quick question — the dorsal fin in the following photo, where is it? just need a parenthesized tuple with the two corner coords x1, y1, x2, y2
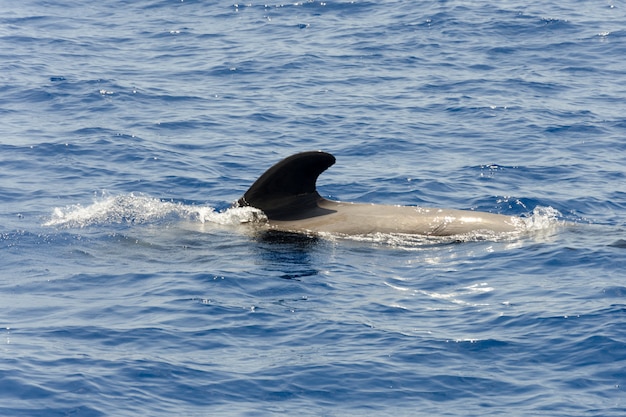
(237, 151, 336, 220)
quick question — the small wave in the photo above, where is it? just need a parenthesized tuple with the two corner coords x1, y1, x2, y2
(384, 281, 494, 308)
(43, 193, 267, 229)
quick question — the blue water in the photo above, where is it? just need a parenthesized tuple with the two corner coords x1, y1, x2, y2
(2, 1, 626, 415)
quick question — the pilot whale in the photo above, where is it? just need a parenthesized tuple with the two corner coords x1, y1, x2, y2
(236, 151, 522, 236)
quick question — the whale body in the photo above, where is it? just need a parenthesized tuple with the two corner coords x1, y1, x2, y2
(236, 151, 521, 236)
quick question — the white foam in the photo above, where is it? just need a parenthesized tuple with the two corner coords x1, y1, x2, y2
(199, 205, 268, 226)
(520, 205, 562, 231)
(43, 193, 267, 229)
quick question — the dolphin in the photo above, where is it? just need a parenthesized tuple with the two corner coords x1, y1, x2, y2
(236, 151, 522, 236)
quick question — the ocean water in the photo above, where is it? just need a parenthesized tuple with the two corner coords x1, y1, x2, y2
(1, 0, 626, 415)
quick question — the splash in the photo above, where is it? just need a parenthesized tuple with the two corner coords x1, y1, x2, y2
(43, 193, 267, 229)
(520, 206, 562, 231)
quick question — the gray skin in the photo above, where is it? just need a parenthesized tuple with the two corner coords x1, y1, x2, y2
(266, 199, 520, 236)
(237, 151, 521, 236)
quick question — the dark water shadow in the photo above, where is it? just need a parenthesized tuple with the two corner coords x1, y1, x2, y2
(251, 230, 323, 280)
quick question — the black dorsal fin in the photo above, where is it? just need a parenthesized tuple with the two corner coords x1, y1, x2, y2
(237, 151, 336, 220)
